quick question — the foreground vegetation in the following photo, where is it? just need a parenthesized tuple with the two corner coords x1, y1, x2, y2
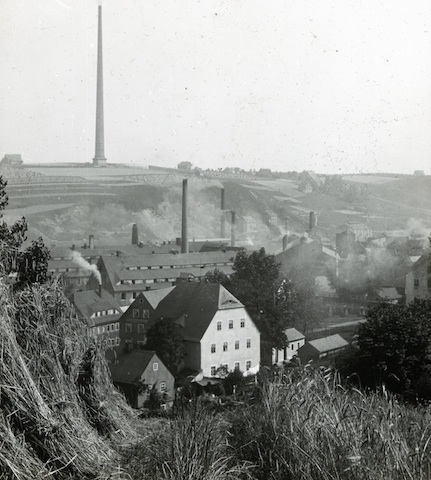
(121, 368, 431, 480)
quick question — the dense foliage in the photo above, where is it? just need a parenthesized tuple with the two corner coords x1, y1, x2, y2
(146, 317, 185, 372)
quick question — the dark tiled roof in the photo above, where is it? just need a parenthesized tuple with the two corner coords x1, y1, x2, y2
(73, 289, 122, 318)
(109, 350, 159, 384)
(155, 283, 244, 341)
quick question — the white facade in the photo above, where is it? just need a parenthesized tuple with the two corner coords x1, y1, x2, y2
(200, 307, 260, 377)
(272, 328, 306, 364)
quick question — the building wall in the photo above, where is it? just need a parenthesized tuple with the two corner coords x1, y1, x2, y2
(406, 258, 431, 304)
(183, 340, 201, 372)
(200, 308, 260, 376)
(137, 358, 175, 408)
(118, 296, 155, 347)
(273, 337, 306, 364)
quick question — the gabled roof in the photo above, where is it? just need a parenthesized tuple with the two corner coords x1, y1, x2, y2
(285, 328, 305, 342)
(109, 350, 162, 384)
(307, 334, 349, 353)
(143, 287, 175, 309)
(73, 289, 122, 318)
(155, 283, 245, 341)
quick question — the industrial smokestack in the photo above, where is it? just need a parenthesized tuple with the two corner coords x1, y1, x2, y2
(88, 234, 94, 249)
(220, 188, 226, 238)
(132, 223, 139, 245)
(230, 211, 236, 247)
(308, 211, 317, 235)
(92, 5, 107, 167)
(181, 179, 189, 253)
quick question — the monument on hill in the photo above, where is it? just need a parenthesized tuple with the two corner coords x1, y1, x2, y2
(93, 5, 107, 167)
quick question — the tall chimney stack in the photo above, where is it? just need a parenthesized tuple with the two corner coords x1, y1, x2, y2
(282, 234, 288, 251)
(92, 5, 107, 167)
(220, 188, 226, 238)
(181, 179, 189, 253)
(230, 211, 236, 247)
(132, 223, 139, 245)
(308, 211, 317, 236)
(88, 234, 94, 249)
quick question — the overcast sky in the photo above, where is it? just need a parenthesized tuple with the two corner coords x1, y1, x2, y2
(1, 0, 431, 174)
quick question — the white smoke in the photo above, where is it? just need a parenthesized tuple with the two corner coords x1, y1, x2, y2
(70, 251, 102, 285)
(406, 218, 431, 248)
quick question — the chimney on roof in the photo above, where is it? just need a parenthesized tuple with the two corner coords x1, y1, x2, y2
(89, 234, 94, 249)
(220, 188, 226, 238)
(230, 211, 236, 247)
(132, 223, 139, 245)
(181, 178, 189, 254)
(282, 234, 288, 251)
(98, 283, 102, 297)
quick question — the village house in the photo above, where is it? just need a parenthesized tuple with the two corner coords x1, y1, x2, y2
(335, 222, 373, 257)
(118, 288, 174, 349)
(405, 253, 431, 303)
(272, 327, 305, 364)
(153, 282, 261, 377)
(109, 350, 175, 409)
(72, 287, 123, 348)
(297, 334, 349, 364)
(86, 251, 236, 307)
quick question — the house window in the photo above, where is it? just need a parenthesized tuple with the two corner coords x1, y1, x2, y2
(217, 321, 222, 331)
(234, 362, 240, 370)
(414, 278, 419, 288)
(160, 382, 167, 392)
(115, 337, 120, 346)
(235, 340, 239, 350)
(291, 344, 294, 351)
(132, 292, 137, 299)
(229, 320, 233, 329)
(133, 309, 140, 318)
(223, 342, 228, 352)
(125, 323, 132, 333)
(297, 342, 300, 349)
(211, 344, 216, 353)
(115, 323, 119, 331)
(153, 362, 158, 371)
(246, 338, 251, 348)
(246, 361, 251, 371)
(210, 365, 217, 376)
(240, 319, 245, 328)
(106, 324, 110, 332)
(143, 309, 150, 319)
(121, 293, 126, 300)
(138, 324, 145, 334)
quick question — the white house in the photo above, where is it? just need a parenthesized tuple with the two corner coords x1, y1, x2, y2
(154, 282, 261, 377)
(272, 327, 305, 364)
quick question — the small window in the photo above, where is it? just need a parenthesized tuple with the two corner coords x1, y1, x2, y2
(125, 323, 132, 333)
(210, 365, 216, 376)
(153, 362, 158, 371)
(211, 344, 216, 353)
(121, 293, 126, 300)
(235, 340, 239, 350)
(133, 309, 140, 318)
(246, 360, 251, 371)
(240, 319, 245, 328)
(246, 338, 251, 348)
(132, 292, 137, 299)
(115, 337, 120, 346)
(291, 344, 294, 350)
(217, 321, 222, 331)
(414, 278, 419, 288)
(297, 342, 300, 349)
(234, 362, 240, 370)
(143, 309, 150, 319)
(160, 382, 167, 392)
(138, 324, 145, 334)
(223, 342, 228, 352)
(115, 323, 119, 331)
(229, 320, 233, 329)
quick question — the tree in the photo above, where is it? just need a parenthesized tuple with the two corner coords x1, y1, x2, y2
(145, 317, 184, 372)
(228, 248, 288, 350)
(0, 175, 50, 288)
(203, 268, 230, 286)
(351, 299, 431, 398)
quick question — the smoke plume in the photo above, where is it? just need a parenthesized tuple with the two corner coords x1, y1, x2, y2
(70, 251, 102, 285)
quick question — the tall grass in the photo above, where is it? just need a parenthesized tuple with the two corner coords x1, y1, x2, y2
(121, 400, 251, 480)
(228, 367, 431, 480)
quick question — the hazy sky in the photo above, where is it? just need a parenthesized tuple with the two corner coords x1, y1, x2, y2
(1, 0, 431, 174)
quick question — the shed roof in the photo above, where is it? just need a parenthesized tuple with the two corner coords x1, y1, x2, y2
(285, 328, 305, 342)
(307, 334, 349, 353)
